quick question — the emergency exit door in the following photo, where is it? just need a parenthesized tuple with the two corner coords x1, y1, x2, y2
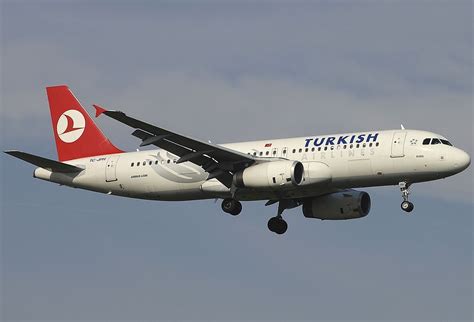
(391, 132, 407, 158)
(105, 155, 120, 182)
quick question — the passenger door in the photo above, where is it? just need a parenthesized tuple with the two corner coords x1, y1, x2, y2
(391, 131, 407, 158)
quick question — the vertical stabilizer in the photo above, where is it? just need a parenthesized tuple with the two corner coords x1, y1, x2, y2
(46, 85, 123, 161)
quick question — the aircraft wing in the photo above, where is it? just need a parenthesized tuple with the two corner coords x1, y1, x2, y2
(94, 105, 256, 187)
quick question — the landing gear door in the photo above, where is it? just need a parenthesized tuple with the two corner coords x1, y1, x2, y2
(105, 155, 120, 182)
(391, 131, 407, 158)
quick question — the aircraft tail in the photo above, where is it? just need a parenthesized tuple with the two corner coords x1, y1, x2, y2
(46, 85, 123, 161)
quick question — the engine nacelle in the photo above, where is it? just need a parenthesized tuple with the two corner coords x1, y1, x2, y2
(300, 161, 332, 186)
(234, 160, 304, 190)
(303, 190, 371, 220)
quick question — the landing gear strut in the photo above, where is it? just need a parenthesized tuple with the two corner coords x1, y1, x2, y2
(221, 198, 242, 216)
(399, 182, 414, 213)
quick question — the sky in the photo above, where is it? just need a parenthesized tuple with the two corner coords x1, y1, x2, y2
(1, 1, 473, 321)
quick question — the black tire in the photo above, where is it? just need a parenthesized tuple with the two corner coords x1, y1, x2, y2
(230, 202, 242, 216)
(267, 217, 288, 234)
(221, 199, 242, 215)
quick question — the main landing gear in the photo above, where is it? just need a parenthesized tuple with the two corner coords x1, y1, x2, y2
(399, 181, 414, 213)
(221, 198, 242, 216)
(266, 199, 300, 235)
(221, 198, 292, 234)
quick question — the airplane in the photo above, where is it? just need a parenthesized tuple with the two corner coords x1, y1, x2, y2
(5, 85, 471, 234)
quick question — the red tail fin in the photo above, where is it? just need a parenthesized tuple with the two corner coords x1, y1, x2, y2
(46, 85, 123, 161)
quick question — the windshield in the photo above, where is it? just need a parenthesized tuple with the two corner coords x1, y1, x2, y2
(422, 137, 453, 146)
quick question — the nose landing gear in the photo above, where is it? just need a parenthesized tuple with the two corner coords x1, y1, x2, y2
(399, 182, 414, 213)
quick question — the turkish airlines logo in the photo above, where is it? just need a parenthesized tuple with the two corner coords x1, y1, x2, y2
(56, 110, 86, 143)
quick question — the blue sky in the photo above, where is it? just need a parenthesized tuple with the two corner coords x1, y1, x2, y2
(1, 1, 472, 321)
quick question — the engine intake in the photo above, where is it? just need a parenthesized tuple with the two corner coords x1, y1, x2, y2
(234, 160, 304, 190)
(303, 190, 371, 220)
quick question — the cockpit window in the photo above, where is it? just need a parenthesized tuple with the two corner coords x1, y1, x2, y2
(422, 138, 431, 145)
(440, 139, 453, 146)
(431, 138, 441, 145)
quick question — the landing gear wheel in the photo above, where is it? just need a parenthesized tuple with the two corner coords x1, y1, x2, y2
(267, 216, 288, 235)
(401, 201, 414, 213)
(221, 199, 242, 216)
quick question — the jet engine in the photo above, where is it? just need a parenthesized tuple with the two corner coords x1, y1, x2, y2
(234, 160, 304, 190)
(303, 190, 371, 220)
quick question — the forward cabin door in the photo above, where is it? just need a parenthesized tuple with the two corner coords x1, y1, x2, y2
(391, 131, 407, 158)
(105, 155, 120, 182)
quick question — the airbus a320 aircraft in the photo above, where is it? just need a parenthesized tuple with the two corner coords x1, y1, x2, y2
(5, 86, 471, 234)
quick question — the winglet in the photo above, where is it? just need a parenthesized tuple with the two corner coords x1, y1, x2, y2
(400, 124, 405, 130)
(93, 104, 107, 117)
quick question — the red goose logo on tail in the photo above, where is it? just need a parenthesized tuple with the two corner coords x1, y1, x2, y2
(56, 109, 85, 143)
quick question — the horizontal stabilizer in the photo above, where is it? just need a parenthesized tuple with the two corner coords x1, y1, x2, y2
(4, 150, 84, 173)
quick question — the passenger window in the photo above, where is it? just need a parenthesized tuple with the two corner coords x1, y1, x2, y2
(131, 162, 134, 167)
(155, 161, 158, 165)
(259, 152, 263, 156)
(369, 143, 372, 147)
(136, 162, 140, 167)
(273, 150, 277, 155)
(324, 147, 328, 151)
(318, 147, 321, 152)
(422, 138, 431, 145)
(142, 161, 146, 166)
(292, 149, 296, 153)
(282, 149, 287, 154)
(376, 142, 379, 147)
(356, 144, 360, 148)
(311, 147, 315, 152)
(167, 160, 170, 163)
(298, 148, 302, 153)
(362, 143, 366, 148)
(330, 146, 334, 150)
(149, 161, 152, 165)
(305, 148, 308, 152)
(253, 152, 257, 156)
(431, 138, 441, 145)
(266, 151, 269, 156)
(343, 145, 347, 149)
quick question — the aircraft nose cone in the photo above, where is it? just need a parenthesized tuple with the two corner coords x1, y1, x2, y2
(454, 149, 470, 172)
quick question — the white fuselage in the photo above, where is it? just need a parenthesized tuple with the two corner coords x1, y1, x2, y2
(33, 129, 470, 201)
